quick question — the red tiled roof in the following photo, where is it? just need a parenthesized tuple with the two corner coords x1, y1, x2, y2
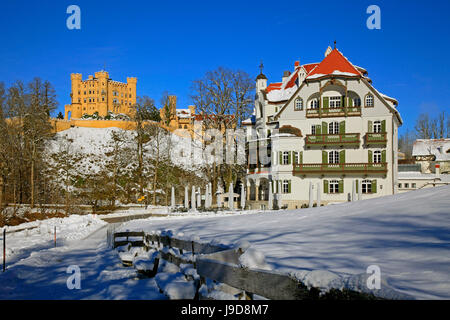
(307, 49, 361, 79)
(266, 82, 282, 93)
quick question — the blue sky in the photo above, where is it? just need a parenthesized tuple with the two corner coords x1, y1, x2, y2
(0, 0, 448, 134)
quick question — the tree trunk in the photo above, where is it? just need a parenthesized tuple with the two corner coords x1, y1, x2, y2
(31, 158, 35, 208)
(0, 175, 4, 210)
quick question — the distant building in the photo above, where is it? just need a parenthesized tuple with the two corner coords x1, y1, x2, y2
(65, 71, 137, 120)
(397, 139, 450, 192)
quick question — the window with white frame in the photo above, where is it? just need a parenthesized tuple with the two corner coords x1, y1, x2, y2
(328, 122, 339, 134)
(282, 151, 289, 165)
(329, 180, 339, 193)
(365, 94, 374, 107)
(282, 180, 289, 193)
(362, 179, 372, 194)
(309, 99, 318, 109)
(311, 125, 316, 135)
(329, 150, 339, 164)
(373, 120, 382, 133)
(295, 98, 303, 110)
(329, 96, 341, 108)
(373, 150, 382, 163)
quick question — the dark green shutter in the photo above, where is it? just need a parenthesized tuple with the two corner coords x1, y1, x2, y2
(288, 180, 291, 193)
(338, 180, 344, 193)
(368, 150, 373, 163)
(322, 121, 327, 134)
(381, 120, 386, 133)
(271, 181, 274, 193)
(316, 124, 322, 134)
(300, 151, 303, 164)
(356, 179, 359, 193)
(288, 151, 292, 165)
(322, 151, 328, 164)
(339, 150, 346, 164)
(323, 97, 329, 108)
(347, 97, 353, 107)
(372, 180, 377, 193)
(324, 180, 329, 194)
(381, 150, 386, 163)
(368, 121, 373, 133)
(339, 121, 345, 134)
(279, 152, 282, 165)
(276, 181, 279, 193)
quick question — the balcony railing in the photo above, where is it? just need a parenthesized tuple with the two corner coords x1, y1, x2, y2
(293, 162, 387, 174)
(306, 106, 361, 118)
(365, 132, 387, 146)
(305, 133, 360, 147)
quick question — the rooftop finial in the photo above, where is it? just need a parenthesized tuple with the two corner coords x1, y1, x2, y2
(259, 61, 264, 74)
(334, 40, 336, 49)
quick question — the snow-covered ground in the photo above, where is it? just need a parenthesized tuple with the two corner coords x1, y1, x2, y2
(119, 186, 450, 299)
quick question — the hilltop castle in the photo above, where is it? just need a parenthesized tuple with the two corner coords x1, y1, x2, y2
(64, 71, 137, 120)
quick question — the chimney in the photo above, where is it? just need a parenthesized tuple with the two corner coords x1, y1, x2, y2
(294, 60, 300, 69)
(435, 164, 441, 180)
(282, 70, 291, 83)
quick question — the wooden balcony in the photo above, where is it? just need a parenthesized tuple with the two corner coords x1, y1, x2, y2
(306, 106, 361, 118)
(365, 132, 387, 146)
(293, 162, 387, 175)
(305, 133, 360, 147)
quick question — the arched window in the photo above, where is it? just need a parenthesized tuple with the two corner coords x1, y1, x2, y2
(328, 150, 339, 164)
(309, 99, 318, 109)
(373, 120, 382, 133)
(295, 98, 303, 110)
(328, 121, 339, 134)
(365, 94, 374, 107)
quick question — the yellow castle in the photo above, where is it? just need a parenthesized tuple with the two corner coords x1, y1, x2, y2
(64, 71, 137, 119)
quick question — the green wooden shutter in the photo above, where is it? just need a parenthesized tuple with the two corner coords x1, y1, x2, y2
(347, 97, 353, 107)
(355, 179, 359, 193)
(288, 180, 291, 193)
(339, 121, 345, 134)
(324, 180, 329, 194)
(279, 152, 282, 165)
(381, 120, 386, 133)
(372, 180, 377, 193)
(322, 122, 327, 134)
(339, 150, 346, 164)
(299, 151, 303, 164)
(368, 150, 373, 163)
(368, 120, 373, 133)
(338, 180, 344, 193)
(271, 181, 274, 193)
(276, 180, 279, 193)
(316, 124, 322, 134)
(381, 150, 386, 163)
(322, 150, 328, 164)
(288, 151, 292, 164)
(323, 97, 329, 108)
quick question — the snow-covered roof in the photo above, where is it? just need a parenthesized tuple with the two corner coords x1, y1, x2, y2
(412, 139, 450, 161)
(176, 109, 192, 118)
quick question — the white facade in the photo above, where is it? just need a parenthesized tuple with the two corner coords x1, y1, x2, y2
(245, 48, 402, 209)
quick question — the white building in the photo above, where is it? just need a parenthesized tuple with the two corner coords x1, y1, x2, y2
(244, 46, 402, 209)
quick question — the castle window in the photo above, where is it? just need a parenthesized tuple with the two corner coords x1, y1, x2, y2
(329, 180, 339, 194)
(329, 96, 341, 108)
(282, 151, 289, 165)
(373, 120, 382, 133)
(362, 180, 372, 194)
(294, 98, 303, 110)
(309, 99, 318, 109)
(282, 180, 289, 194)
(328, 122, 339, 134)
(373, 150, 382, 163)
(328, 150, 339, 164)
(365, 94, 374, 107)
(353, 97, 361, 107)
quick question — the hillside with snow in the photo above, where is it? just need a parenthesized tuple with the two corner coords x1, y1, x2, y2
(120, 185, 450, 299)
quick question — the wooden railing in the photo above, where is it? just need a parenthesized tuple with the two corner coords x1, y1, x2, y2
(365, 132, 387, 146)
(305, 133, 360, 147)
(293, 162, 388, 174)
(306, 106, 361, 118)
